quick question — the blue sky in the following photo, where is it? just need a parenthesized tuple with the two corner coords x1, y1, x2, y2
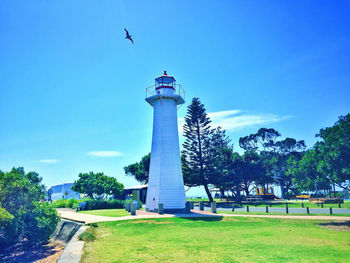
(1, 1, 350, 197)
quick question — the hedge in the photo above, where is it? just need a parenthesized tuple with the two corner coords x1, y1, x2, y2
(84, 199, 125, 210)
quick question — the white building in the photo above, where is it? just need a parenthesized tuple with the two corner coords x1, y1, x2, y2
(145, 71, 186, 212)
(47, 183, 80, 201)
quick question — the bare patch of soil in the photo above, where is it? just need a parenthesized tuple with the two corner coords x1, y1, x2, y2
(319, 221, 350, 232)
(0, 241, 64, 263)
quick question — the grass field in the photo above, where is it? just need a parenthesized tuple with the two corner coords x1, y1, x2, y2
(218, 210, 350, 217)
(81, 217, 350, 263)
(187, 199, 350, 209)
(78, 209, 129, 217)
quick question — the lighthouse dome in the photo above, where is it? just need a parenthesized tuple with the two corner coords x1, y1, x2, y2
(155, 71, 176, 95)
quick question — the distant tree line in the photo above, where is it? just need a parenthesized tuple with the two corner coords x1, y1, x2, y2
(124, 97, 350, 201)
(72, 172, 124, 199)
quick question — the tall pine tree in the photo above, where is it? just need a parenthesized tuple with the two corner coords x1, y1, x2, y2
(181, 97, 215, 202)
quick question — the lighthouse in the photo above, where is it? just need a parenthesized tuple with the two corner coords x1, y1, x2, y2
(145, 71, 186, 212)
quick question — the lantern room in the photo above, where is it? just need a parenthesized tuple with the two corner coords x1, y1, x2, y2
(155, 71, 175, 95)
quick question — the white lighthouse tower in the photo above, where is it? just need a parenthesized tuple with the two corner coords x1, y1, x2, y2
(145, 71, 186, 212)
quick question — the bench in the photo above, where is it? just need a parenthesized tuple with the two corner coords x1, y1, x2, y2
(75, 202, 87, 211)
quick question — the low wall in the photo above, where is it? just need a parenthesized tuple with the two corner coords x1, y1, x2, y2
(52, 219, 83, 244)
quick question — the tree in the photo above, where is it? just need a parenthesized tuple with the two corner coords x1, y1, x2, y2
(0, 168, 59, 248)
(239, 128, 280, 194)
(72, 172, 124, 199)
(124, 153, 150, 184)
(240, 128, 306, 198)
(181, 97, 215, 202)
(291, 148, 330, 194)
(214, 148, 242, 202)
(273, 138, 306, 197)
(290, 114, 350, 196)
(316, 114, 350, 190)
(208, 127, 233, 196)
(239, 128, 281, 153)
(240, 150, 266, 197)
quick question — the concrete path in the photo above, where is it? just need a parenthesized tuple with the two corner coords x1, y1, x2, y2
(57, 208, 350, 224)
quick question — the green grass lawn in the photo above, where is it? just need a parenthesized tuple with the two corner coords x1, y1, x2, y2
(81, 217, 350, 263)
(78, 209, 129, 217)
(218, 210, 350, 217)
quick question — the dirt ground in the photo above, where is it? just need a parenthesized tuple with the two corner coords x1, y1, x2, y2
(0, 241, 64, 263)
(319, 221, 350, 232)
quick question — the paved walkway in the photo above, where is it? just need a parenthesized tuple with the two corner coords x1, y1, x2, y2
(57, 208, 350, 224)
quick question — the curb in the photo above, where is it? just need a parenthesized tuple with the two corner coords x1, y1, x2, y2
(59, 216, 86, 224)
(57, 225, 88, 263)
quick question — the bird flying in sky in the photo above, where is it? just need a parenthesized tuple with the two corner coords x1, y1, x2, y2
(124, 28, 134, 44)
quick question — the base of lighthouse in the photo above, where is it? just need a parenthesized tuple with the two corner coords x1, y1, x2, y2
(145, 93, 186, 213)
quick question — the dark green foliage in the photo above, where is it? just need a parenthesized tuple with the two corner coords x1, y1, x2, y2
(181, 97, 216, 202)
(51, 198, 81, 208)
(239, 128, 281, 152)
(79, 231, 96, 242)
(72, 172, 124, 199)
(240, 151, 266, 196)
(84, 199, 125, 210)
(290, 114, 350, 195)
(0, 168, 59, 248)
(239, 128, 306, 198)
(213, 149, 266, 201)
(124, 153, 150, 184)
(316, 114, 350, 187)
(0, 204, 14, 246)
(213, 147, 240, 201)
(23, 202, 60, 243)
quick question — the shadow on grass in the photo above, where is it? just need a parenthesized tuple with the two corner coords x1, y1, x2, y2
(181, 216, 224, 222)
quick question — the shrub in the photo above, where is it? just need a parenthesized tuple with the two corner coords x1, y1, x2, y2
(24, 202, 60, 243)
(79, 231, 96, 242)
(0, 168, 60, 249)
(51, 198, 79, 208)
(0, 205, 14, 227)
(87, 223, 98, 228)
(51, 199, 68, 208)
(85, 199, 125, 210)
(67, 198, 79, 208)
(0, 205, 15, 246)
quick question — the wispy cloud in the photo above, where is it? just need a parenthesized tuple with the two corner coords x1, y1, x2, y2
(87, 151, 123, 157)
(179, 109, 291, 133)
(39, 159, 59, 164)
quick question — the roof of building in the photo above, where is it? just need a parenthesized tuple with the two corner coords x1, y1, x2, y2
(124, 185, 148, 190)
